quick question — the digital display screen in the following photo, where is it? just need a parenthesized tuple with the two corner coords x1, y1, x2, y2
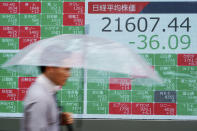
(0, 0, 197, 120)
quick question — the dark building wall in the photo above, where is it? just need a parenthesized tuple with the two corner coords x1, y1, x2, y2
(0, 118, 197, 131)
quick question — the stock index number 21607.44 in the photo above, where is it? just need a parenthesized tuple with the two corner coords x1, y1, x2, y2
(101, 17, 191, 32)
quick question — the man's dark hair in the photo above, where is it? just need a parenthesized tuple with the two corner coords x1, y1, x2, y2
(39, 66, 46, 73)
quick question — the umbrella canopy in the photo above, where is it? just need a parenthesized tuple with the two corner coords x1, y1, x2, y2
(2, 34, 161, 82)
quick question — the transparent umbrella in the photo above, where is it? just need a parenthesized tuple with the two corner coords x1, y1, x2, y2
(2, 34, 162, 131)
(2, 34, 161, 82)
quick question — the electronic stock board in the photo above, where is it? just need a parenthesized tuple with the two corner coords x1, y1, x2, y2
(0, 0, 197, 120)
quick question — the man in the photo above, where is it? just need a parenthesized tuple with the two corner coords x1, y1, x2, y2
(23, 66, 73, 131)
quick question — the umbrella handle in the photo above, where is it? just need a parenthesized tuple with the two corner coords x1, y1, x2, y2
(66, 124, 74, 131)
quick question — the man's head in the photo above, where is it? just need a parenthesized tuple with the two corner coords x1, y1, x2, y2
(38, 43, 73, 86)
(40, 66, 71, 86)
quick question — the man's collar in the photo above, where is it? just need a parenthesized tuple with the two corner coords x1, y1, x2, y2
(37, 74, 61, 95)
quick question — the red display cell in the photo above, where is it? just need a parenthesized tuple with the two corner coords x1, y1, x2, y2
(63, 2, 85, 14)
(19, 26, 41, 38)
(0, 26, 19, 38)
(19, 38, 40, 49)
(154, 103, 176, 115)
(18, 77, 36, 89)
(132, 103, 153, 115)
(109, 102, 131, 114)
(20, 2, 41, 14)
(63, 14, 84, 26)
(109, 78, 131, 90)
(177, 54, 197, 66)
(0, 2, 19, 14)
(18, 89, 28, 101)
(88, 2, 149, 14)
(0, 89, 18, 101)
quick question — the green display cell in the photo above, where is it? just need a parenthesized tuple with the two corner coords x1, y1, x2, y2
(0, 77, 18, 89)
(87, 90, 108, 102)
(155, 66, 177, 79)
(140, 54, 155, 65)
(63, 26, 85, 34)
(0, 68, 18, 77)
(109, 90, 131, 102)
(70, 68, 83, 77)
(177, 79, 197, 91)
(62, 89, 83, 101)
(42, 2, 63, 14)
(0, 101, 17, 113)
(20, 14, 40, 26)
(87, 70, 128, 79)
(132, 78, 154, 91)
(18, 73, 39, 77)
(41, 14, 62, 26)
(18, 72, 39, 77)
(109, 72, 130, 78)
(17, 101, 24, 113)
(62, 77, 83, 90)
(177, 66, 197, 78)
(0, 38, 19, 50)
(0, 0, 18, 2)
(87, 69, 110, 78)
(154, 78, 176, 91)
(132, 91, 154, 102)
(87, 78, 108, 90)
(177, 91, 197, 103)
(0, 53, 16, 65)
(177, 103, 197, 115)
(41, 26, 62, 38)
(18, 66, 40, 77)
(155, 54, 177, 66)
(87, 102, 108, 114)
(61, 102, 83, 114)
(0, 14, 19, 26)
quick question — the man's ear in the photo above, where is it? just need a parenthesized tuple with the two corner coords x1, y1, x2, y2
(45, 66, 54, 74)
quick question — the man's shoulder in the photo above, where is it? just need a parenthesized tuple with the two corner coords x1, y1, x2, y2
(24, 82, 49, 104)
